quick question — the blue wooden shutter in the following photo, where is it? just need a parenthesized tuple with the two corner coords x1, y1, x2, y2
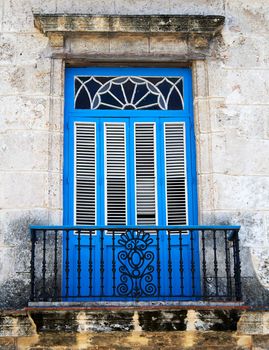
(105, 123, 127, 225)
(135, 123, 157, 225)
(75, 122, 96, 225)
(164, 122, 188, 225)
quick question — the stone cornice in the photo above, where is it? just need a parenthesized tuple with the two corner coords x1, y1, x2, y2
(33, 14, 225, 56)
(34, 14, 224, 35)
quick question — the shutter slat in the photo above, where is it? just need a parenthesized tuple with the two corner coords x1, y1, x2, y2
(165, 123, 188, 227)
(75, 123, 96, 225)
(105, 123, 127, 225)
(135, 123, 157, 225)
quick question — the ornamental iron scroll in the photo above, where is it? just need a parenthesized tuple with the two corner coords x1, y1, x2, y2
(75, 76, 184, 110)
(117, 230, 157, 298)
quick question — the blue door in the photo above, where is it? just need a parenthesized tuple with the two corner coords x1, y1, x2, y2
(64, 68, 198, 300)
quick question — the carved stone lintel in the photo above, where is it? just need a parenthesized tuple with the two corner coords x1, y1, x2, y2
(48, 33, 64, 48)
(34, 14, 225, 53)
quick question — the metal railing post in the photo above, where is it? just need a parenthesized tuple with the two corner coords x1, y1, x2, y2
(30, 229, 37, 301)
(233, 229, 242, 301)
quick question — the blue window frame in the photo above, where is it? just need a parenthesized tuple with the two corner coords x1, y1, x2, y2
(63, 67, 198, 300)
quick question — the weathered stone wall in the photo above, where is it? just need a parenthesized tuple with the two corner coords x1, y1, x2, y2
(0, 0, 268, 307)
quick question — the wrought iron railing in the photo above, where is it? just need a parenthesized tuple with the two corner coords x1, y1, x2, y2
(29, 225, 241, 302)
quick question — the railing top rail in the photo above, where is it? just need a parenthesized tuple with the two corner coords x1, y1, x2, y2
(29, 224, 240, 231)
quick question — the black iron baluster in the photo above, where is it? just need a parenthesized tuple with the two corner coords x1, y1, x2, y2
(100, 229, 105, 297)
(65, 230, 70, 298)
(41, 230, 47, 300)
(53, 229, 58, 301)
(179, 230, 184, 296)
(201, 230, 208, 299)
(30, 229, 37, 301)
(156, 229, 161, 297)
(167, 230, 173, 296)
(213, 229, 219, 296)
(134, 230, 139, 299)
(112, 229, 116, 296)
(77, 229, 81, 297)
(190, 230, 196, 296)
(88, 230, 93, 296)
(224, 230, 232, 299)
(232, 230, 242, 301)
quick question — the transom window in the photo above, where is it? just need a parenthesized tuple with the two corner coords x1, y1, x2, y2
(74, 76, 184, 110)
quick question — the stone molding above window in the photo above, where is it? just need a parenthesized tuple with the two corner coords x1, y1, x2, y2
(34, 14, 225, 60)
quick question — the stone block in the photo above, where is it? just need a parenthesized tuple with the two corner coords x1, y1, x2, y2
(197, 174, 214, 214)
(226, 0, 269, 34)
(149, 35, 188, 55)
(0, 172, 48, 209)
(47, 97, 64, 132)
(0, 313, 35, 337)
(68, 34, 110, 55)
(47, 173, 63, 210)
(252, 335, 269, 350)
(110, 34, 149, 55)
(212, 211, 268, 248)
(265, 115, 269, 140)
(0, 247, 15, 283)
(56, 0, 115, 14)
(47, 209, 63, 225)
(51, 59, 64, 98)
(220, 32, 269, 69)
(114, 0, 169, 15)
(211, 103, 269, 140)
(237, 312, 264, 334)
(213, 174, 269, 211)
(0, 96, 50, 132)
(169, 0, 225, 15)
(251, 248, 269, 290)
(138, 310, 187, 331)
(0, 61, 51, 96)
(3, 0, 56, 33)
(195, 310, 241, 331)
(210, 99, 240, 132)
(0, 33, 48, 65)
(0, 208, 49, 244)
(194, 97, 215, 134)
(211, 133, 269, 176)
(197, 133, 212, 175)
(192, 60, 208, 98)
(0, 130, 49, 171)
(48, 132, 63, 173)
(30, 310, 135, 332)
(208, 64, 269, 105)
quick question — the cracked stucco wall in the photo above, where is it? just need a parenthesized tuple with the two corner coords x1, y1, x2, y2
(0, 0, 268, 307)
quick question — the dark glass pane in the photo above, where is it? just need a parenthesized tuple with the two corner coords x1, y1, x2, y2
(74, 76, 184, 110)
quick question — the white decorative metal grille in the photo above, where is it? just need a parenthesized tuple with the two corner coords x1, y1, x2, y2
(75, 76, 184, 110)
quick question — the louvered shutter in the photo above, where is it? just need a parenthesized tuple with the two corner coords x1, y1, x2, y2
(135, 123, 157, 225)
(75, 123, 96, 225)
(105, 123, 127, 225)
(165, 123, 188, 226)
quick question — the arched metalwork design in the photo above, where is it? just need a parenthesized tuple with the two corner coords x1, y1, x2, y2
(75, 76, 184, 110)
